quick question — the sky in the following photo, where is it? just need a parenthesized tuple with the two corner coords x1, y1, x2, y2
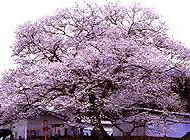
(0, 0, 190, 77)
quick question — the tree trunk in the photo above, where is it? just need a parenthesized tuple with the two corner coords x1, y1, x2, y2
(91, 116, 109, 136)
(88, 93, 109, 136)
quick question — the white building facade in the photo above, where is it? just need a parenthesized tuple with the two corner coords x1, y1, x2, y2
(11, 114, 78, 140)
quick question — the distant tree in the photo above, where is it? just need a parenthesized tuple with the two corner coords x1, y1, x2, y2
(1, 2, 190, 136)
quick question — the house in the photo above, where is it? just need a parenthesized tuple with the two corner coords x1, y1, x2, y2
(10, 111, 80, 140)
(113, 108, 190, 138)
(8, 110, 113, 139)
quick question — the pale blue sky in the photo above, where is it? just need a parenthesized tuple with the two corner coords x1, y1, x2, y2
(0, 0, 190, 77)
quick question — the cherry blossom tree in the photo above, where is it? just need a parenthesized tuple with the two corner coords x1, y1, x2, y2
(1, 2, 190, 136)
(171, 69, 190, 112)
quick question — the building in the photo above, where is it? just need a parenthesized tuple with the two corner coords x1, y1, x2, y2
(113, 109, 190, 138)
(9, 111, 113, 139)
(10, 111, 79, 140)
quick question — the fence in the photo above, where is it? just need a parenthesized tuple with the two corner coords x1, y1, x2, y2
(23, 135, 190, 140)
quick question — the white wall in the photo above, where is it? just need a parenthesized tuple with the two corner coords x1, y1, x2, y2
(27, 114, 73, 137)
(12, 119, 27, 140)
(113, 117, 190, 138)
(113, 122, 146, 136)
(146, 121, 190, 138)
(11, 114, 72, 139)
